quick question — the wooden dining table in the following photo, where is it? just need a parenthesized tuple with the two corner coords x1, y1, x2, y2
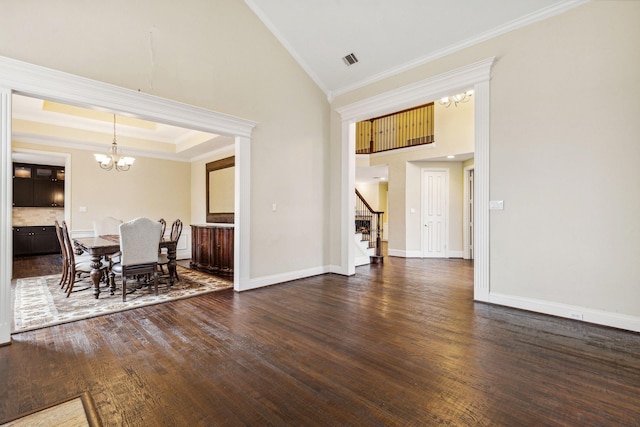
(73, 235, 178, 299)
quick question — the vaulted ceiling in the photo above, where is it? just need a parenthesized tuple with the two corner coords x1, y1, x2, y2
(246, 0, 584, 97)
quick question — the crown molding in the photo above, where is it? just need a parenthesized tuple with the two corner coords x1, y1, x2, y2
(11, 132, 193, 163)
(331, 0, 588, 98)
(336, 57, 495, 122)
(0, 55, 257, 138)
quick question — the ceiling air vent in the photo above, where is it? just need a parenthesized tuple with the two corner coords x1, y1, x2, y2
(342, 53, 358, 66)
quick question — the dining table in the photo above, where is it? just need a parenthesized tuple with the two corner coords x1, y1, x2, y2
(73, 235, 178, 299)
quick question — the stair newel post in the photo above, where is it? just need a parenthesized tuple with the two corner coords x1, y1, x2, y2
(370, 211, 384, 264)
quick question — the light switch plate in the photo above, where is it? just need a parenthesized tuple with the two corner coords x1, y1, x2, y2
(489, 200, 504, 210)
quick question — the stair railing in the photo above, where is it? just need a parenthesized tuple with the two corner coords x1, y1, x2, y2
(355, 189, 384, 261)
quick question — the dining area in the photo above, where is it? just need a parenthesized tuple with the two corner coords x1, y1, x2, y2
(57, 216, 183, 301)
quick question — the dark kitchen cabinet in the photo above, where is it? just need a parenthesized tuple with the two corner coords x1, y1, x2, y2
(13, 226, 60, 256)
(13, 176, 34, 207)
(13, 163, 65, 207)
(190, 225, 234, 277)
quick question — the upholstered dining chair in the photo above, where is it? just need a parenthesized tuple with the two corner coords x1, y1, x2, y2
(158, 219, 183, 280)
(61, 220, 106, 297)
(109, 217, 163, 302)
(92, 216, 122, 237)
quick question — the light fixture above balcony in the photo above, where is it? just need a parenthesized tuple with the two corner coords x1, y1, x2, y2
(439, 90, 474, 108)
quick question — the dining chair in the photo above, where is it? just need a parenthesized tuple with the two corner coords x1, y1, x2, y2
(158, 218, 167, 238)
(92, 216, 122, 237)
(109, 217, 163, 302)
(158, 219, 183, 280)
(61, 221, 106, 297)
(54, 220, 69, 289)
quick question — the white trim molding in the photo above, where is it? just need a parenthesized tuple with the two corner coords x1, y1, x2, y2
(336, 58, 495, 303)
(489, 293, 640, 333)
(473, 80, 491, 302)
(331, 1, 586, 98)
(245, 265, 331, 292)
(0, 89, 12, 344)
(388, 249, 423, 258)
(0, 56, 255, 138)
(0, 55, 256, 345)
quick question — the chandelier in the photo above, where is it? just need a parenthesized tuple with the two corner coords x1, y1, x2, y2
(94, 114, 135, 171)
(439, 90, 474, 108)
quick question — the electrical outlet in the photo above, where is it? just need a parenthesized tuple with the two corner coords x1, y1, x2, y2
(569, 313, 583, 320)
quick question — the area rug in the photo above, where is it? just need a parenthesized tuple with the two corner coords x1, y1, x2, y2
(0, 392, 101, 426)
(12, 266, 233, 333)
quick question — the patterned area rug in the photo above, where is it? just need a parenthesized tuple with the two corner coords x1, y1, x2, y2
(0, 392, 101, 426)
(12, 266, 233, 333)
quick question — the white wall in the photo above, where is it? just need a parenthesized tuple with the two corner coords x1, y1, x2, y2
(331, 2, 640, 328)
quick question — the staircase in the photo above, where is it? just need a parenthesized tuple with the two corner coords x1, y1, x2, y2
(355, 232, 375, 266)
(355, 189, 384, 265)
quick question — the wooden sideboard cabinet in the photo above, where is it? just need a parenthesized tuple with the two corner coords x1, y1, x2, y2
(190, 225, 234, 277)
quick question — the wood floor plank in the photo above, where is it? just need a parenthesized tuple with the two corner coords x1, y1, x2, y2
(2, 256, 640, 426)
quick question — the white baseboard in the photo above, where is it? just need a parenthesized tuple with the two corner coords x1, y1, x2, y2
(388, 249, 422, 258)
(329, 264, 352, 276)
(488, 292, 640, 333)
(71, 229, 94, 239)
(241, 265, 331, 292)
(355, 256, 370, 266)
(388, 249, 465, 259)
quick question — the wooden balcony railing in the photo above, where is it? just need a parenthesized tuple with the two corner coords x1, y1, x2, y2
(356, 103, 434, 154)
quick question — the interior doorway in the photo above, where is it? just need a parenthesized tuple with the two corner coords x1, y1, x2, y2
(336, 57, 493, 301)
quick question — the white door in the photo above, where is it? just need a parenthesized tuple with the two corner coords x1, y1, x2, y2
(422, 169, 448, 258)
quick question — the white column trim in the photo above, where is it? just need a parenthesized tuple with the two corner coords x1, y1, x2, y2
(235, 136, 251, 291)
(473, 80, 490, 302)
(463, 165, 474, 260)
(0, 89, 12, 344)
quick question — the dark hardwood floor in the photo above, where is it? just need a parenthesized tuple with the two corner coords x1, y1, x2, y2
(3, 254, 640, 425)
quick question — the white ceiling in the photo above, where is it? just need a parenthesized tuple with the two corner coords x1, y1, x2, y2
(246, 0, 584, 97)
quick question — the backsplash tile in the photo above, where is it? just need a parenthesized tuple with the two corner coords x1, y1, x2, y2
(13, 207, 64, 226)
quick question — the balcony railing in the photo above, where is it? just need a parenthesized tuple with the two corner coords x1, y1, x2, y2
(356, 103, 434, 154)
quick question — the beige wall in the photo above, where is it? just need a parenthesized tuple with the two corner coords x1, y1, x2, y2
(332, 2, 640, 318)
(355, 182, 381, 211)
(1, 0, 330, 280)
